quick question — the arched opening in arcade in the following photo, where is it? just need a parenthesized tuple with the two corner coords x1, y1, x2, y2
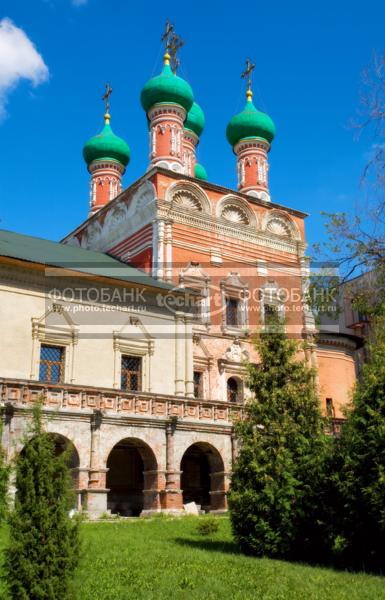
(180, 442, 226, 513)
(21, 433, 80, 508)
(106, 438, 157, 517)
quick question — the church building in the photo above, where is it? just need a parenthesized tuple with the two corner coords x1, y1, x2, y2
(0, 25, 360, 517)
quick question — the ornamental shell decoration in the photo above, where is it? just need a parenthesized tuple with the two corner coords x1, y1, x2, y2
(266, 217, 291, 238)
(172, 190, 202, 212)
(221, 205, 249, 225)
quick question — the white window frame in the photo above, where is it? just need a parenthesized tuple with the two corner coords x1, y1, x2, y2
(220, 273, 249, 335)
(113, 334, 154, 392)
(31, 304, 78, 384)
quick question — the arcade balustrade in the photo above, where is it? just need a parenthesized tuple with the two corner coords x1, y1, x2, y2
(0, 378, 242, 425)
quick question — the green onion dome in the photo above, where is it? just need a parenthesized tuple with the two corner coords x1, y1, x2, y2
(83, 115, 130, 167)
(194, 163, 208, 181)
(226, 91, 275, 148)
(140, 56, 194, 114)
(185, 102, 205, 137)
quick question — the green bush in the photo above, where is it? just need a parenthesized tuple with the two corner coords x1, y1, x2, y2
(196, 517, 219, 536)
(229, 314, 327, 559)
(328, 315, 385, 571)
(5, 403, 80, 599)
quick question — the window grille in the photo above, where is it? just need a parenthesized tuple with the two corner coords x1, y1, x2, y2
(227, 377, 240, 403)
(226, 298, 239, 327)
(39, 345, 65, 384)
(193, 371, 203, 399)
(121, 356, 142, 392)
(326, 397, 334, 417)
(264, 303, 278, 318)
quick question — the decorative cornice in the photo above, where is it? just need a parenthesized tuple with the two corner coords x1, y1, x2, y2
(61, 167, 308, 243)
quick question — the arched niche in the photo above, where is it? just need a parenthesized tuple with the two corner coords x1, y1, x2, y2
(180, 442, 226, 512)
(261, 209, 301, 240)
(216, 195, 258, 228)
(106, 437, 158, 516)
(166, 181, 211, 214)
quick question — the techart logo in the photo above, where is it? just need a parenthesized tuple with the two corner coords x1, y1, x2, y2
(156, 288, 197, 314)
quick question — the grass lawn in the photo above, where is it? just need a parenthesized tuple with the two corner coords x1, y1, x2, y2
(0, 516, 384, 599)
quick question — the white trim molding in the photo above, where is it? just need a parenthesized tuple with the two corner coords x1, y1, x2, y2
(31, 303, 79, 383)
(112, 317, 154, 391)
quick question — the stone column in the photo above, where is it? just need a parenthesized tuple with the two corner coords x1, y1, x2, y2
(207, 358, 213, 400)
(151, 220, 158, 278)
(85, 410, 109, 519)
(231, 432, 238, 467)
(142, 469, 162, 514)
(160, 417, 183, 511)
(300, 256, 317, 336)
(156, 220, 165, 280)
(165, 221, 173, 282)
(184, 313, 194, 398)
(175, 311, 185, 396)
(209, 471, 229, 513)
(218, 361, 227, 402)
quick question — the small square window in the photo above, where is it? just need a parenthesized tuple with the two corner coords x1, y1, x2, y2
(121, 356, 142, 392)
(39, 345, 65, 384)
(193, 371, 203, 398)
(226, 297, 240, 327)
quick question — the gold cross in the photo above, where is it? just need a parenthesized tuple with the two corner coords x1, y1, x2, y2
(161, 19, 174, 53)
(102, 82, 113, 114)
(241, 58, 256, 92)
(170, 32, 185, 74)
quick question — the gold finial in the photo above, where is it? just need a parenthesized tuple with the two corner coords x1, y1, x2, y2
(241, 58, 256, 100)
(102, 82, 113, 123)
(161, 19, 174, 65)
(170, 32, 184, 74)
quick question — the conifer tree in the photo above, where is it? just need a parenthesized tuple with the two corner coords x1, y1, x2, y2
(228, 315, 327, 558)
(331, 314, 385, 571)
(5, 402, 80, 600)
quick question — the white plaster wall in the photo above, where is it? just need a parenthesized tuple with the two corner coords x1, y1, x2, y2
(0, 286, 42, 379)
(0, 271, 177, 396)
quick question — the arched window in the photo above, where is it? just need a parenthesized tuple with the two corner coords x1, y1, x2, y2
(227, 377, 240, 403)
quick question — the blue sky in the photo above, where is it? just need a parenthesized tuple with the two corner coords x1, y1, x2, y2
(0, 0, 384, 248)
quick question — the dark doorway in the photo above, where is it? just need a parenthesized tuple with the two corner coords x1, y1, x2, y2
(106, 439, 156, 516)
(181, 445, 213, 511)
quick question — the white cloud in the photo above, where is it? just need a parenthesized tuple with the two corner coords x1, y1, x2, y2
(0, 18, 49, 119)
(71, 0, 88, 6)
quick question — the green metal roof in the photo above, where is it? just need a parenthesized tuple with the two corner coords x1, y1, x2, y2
(0, 229, 175, 292)
(140, 63, 194, 114)
(185, 102, 205, 137)
(194, 163, 208, 181)
(83, 121, 130, 168)
(226, 96, 276, 147)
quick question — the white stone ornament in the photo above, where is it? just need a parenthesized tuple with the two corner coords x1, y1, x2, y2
(172, 190, 202, 212)
(221, 205, 249, 225)
(225, 340, 249, 363)
(266, 217, 292, 238)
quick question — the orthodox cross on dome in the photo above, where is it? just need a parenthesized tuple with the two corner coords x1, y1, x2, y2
(241, 58, 256, 100)
(170, 32, 184, 74)
(161, 19, 174, 61)
(102, 82, 113, 123)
